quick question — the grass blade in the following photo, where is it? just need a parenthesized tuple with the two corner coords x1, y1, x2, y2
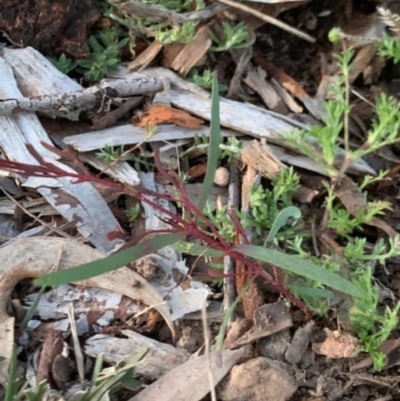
(198, 72, 222, 210)
(34, 232, 184, 287)
(236, 244, 362, 298)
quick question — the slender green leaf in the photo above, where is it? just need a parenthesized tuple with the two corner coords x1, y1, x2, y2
(288, 284, 334, 299)
(236, 244, 362, 298)
(91, 354, 104, 386)
(20, 285, 45, 331)
(4, 345, 18, 401)
(198, 73, 222, 209)
(265, 206, 302, 245)
(34, 233, 184, 287)
(215, 278, 254, 351)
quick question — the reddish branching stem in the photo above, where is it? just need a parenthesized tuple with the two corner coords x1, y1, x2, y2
(0, 143, 310, 316)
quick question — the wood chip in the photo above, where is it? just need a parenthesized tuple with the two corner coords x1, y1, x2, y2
(170, 26, 212, 76)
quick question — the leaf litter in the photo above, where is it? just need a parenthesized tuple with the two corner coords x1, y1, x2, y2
(1, 1, 400, 401)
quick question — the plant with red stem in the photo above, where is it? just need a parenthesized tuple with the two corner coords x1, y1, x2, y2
(0, 142, 310, 316)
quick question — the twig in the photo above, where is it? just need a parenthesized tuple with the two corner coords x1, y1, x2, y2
(202, 303, 217, 401)
(2, 190, 72, 239)
(216, 0, 316, 43)
(67, 304, 85, 383)
(0, 77, 164, 119)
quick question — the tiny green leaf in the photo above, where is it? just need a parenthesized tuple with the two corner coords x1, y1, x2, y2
(34, 232, 184, 287)
(236, 244, 362, 298)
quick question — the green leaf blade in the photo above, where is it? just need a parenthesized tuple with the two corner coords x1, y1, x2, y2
(236, 244, 362, 298)
(198, 73, 222, 210)
(34, 232, 185, 287)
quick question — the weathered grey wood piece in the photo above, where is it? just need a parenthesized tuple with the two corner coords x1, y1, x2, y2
(0, 48, 124, 252)
(85, 331, 190, 379)
(63, 124, 239, 152)
(111, 67, 376, 176)
(1, 47, 164, 120)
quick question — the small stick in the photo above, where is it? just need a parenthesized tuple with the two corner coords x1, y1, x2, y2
(216, 0, 316, 43)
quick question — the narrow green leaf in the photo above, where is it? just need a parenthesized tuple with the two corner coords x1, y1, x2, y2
(265, 206, 302, 245)
(198, 72, 222, 210)
(20, 285, 45, 331)
(236, 244, 362, 298)
(288, 284, 334, 299)
(4, 345, 18, 401)
(34, 233, 184, 287)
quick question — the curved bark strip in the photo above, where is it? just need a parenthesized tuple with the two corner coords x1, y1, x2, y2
(0, 237, 175, 385)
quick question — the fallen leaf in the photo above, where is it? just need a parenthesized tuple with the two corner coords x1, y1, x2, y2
(137, 104, 204, 129)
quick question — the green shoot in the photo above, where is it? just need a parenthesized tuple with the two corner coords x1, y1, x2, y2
(350, 268, 400, 370)
(125, 203, 142, 222)
(209, 22, 253, 52)
(189, 69, 228, 91)
(220, 137, 243, 162)
(48, 53, 78, 74)
(97, 145, 126, 163)
(378, 33, 400, 63)
(77, 30, 129, 81)
(156, 22, 198, 44)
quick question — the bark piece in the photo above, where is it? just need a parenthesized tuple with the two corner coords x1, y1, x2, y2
(85, 330, 190, 380)
(170, 26, 212, 76)
(36, 330, 64, 385)
(0, 75, 164, 120)
(244, 67, 283, 111)
(63, 124, 238, 152)
(0, 48, 125, 252)
(128, 40, 164, 71)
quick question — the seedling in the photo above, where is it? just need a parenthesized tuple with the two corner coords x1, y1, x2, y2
(77, 30, 129, 81)
(96, 145, 126, 163)
(49, 53, 78, 75)
(209, 22, 253, 52)
(156, 22, 199, 44)
(126, 203, 142, 222)
(189, 69, 229, 91)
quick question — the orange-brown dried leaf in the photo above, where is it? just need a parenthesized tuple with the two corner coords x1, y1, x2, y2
(187, 163, 207, 179)
(137, 104, 204, 129)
